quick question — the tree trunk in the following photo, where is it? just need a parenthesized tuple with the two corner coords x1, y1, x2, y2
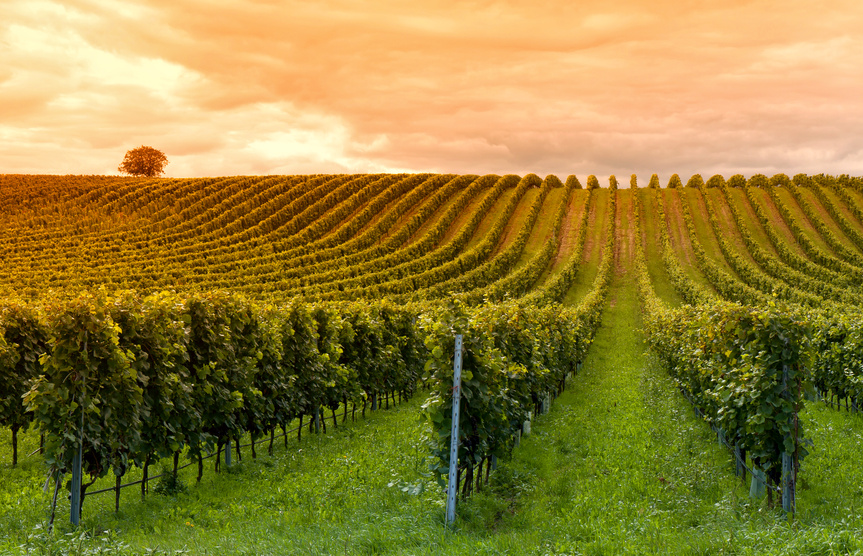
(11, 427, 18, 467)
(236, 437, 242, 462)
(173, 451, 180, 477)
(251, 434, 257, 459)
(269, 429, 275, 456)
(48, 471, 61, 533)
(215, 441, 222, 473)
(343, 396, 348, 423)
(79, 480, 96, 518)
(462, 465, 473, 498)
(115, 473, 123, 512)
(455, 466, 462, 502)
(141, 454, 151, 500)
(197, 453, 203, 484)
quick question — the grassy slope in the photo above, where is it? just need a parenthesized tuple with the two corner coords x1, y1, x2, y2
(771, 187, 835, 256)
(564, 189, 607, 304)
(463, 188, 523, 252)
(725, 187, 781, 258)
(745, 187, 809, 258)
(533, 189, 588, 288)
(796, 185, 863, 256)
(488, 187, 546, 259)
(639, 188, 683, 307)
(6, 180, 863, 554)
(819, 185, 863, 247)
(660, 189, 716, 292)
(706, 188, 761, 267)
(679, 188, 738, 277)
(405, 183, 489, 247)
(510, 187, 566, 272)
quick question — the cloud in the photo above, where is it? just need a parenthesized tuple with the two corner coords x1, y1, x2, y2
(1, 0, 863, 178)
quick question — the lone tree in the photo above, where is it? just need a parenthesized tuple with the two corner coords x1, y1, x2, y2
(118, 146, 169, 177)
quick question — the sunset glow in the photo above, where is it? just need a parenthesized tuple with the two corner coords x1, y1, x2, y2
(3, 0, 862, 178)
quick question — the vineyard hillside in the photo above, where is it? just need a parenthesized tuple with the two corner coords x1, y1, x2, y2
(3, 172, 863, 554)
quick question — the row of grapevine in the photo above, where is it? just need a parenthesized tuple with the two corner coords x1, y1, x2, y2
(457, 175, 578, 304)
(673, 188, 770, 305)
(633, 181, 810, 507)
(3, 291, 424, 516)
(421, 186, 618, 493)
(650, 188, 715, 305)
(413, 174, 559, 301)
(716, 183, 858, 304)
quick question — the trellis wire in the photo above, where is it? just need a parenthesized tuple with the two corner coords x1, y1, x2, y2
(70, 400, 392, 497)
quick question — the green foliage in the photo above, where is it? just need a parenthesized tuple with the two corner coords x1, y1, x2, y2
(153, 464, 188, 496)
(685, 174, 704, 188)
(667, 173, 682, 188)
(644, 301, 811, 476)
(25, 293, 144, 481)
(630, 174, 638, 188)
(706, 174, 726, 188)
(648, 173, 660, 189)
(769, 173, 792, 187)
(565, 174, 583, 189)
(543, 174, 563, 188)
(421, 299, 589, 486)
(520, 173, 543, 188)
(587, 175, 600, 190)
(727, 174, 746, 188)
(0, 301, 49, 461)
(609, 175, 619, 190)
(747, 173, 769, 188)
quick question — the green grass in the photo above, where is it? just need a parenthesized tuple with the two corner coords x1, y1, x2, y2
(660, 188, 717, 294)
(511, 187, 567, 272)
(4, 236, 863, 555)
(640, 188, 683, 307)
(680, 189, 737, 277)
(725, 187, 782, 258)
(771, 187, 835, 256)
(564, 190, 608, 305)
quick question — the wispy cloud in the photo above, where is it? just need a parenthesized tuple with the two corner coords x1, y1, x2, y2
(2, 0, 862, 178)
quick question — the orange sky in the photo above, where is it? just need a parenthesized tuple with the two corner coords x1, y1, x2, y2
(2, 0, 862, 179)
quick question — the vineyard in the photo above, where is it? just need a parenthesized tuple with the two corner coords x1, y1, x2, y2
(2, 172, 863, 553)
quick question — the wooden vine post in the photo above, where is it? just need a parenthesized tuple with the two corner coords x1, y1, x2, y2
(445, 334, 463, 527)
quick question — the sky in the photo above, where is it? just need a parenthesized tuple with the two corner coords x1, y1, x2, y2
(2, 0, 863, 180)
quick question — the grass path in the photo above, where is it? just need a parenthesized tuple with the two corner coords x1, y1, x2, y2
(461, 269, 863, 555)
(477, 270, 751, 554)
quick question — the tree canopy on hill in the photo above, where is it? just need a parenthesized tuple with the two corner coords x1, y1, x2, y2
(118, 146, 169, 177)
